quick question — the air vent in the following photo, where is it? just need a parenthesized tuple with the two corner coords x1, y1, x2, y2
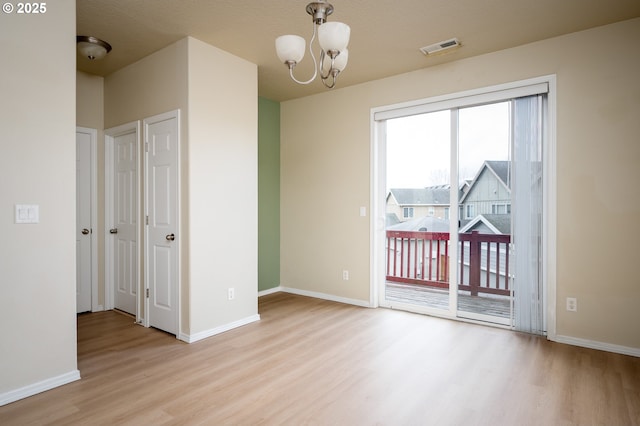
(420, 38, 461, 56)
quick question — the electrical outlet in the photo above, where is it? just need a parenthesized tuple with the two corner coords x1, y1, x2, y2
(342, 270, 349, 281)
(228, 288, 235, 300)
(566, 297, 577, 312)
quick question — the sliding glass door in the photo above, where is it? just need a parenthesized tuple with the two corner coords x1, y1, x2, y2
(375, 79, 549, 334)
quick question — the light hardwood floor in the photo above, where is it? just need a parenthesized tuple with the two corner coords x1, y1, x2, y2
(2, 292, 639, 425)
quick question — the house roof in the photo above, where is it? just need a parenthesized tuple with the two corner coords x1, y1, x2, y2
(485, 161, 511, 188)
(459, 214, 511, 234)
(388, 185, 451, 206)
(387, 216, 451, 232)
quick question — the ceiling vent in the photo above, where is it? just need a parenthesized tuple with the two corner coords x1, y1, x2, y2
(420, 38, 461, 56)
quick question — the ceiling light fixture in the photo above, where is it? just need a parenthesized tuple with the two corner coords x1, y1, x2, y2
(275, 1, 350, 89)
(76, 35, 112, 60)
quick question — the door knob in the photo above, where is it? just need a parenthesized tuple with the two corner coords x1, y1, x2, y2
(82, 228, 90, 235)
(166, 233, 175, 241)
(109, 228, 118, 234)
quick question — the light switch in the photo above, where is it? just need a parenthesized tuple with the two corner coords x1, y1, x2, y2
(359, 206, 367, 217)
(15, 204, 39, 224)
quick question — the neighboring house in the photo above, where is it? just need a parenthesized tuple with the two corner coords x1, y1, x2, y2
(460, 161, 511, 220)
(386, 212, 401, 228)
(386, 185, 451, 222)
(387, 215, 451, 233)
(459, 214, 511, 235)
(387, 161, 512, 225)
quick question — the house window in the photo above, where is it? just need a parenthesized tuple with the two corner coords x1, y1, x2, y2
(466, 204, 474, 218)
(428, 207, 435, 216)
(492, 203, 511, 214)
(444, 207, 450, 220)
(403, 207, 414, 219)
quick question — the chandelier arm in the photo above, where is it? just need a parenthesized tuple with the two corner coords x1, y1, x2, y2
(319, 50, 340, 88)
(287, 22, 319, 85)
(321, 73, 337, 89)
(318, 50, 336, 80)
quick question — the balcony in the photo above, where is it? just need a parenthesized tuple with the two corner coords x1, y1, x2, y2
(385, 230, 511, 318)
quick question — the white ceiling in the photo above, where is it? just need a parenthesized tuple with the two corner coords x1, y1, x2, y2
(76, 0, 640, 102)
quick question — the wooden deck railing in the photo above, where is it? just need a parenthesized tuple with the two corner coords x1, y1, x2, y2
(386, 230, 511, 297)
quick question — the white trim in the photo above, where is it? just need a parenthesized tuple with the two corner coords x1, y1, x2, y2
(179, 315, 261, 343)
(552, 335, 640, 358)
(0, 370, 80, 406)
(380, 298, 457, 319)
(449, 109, 460, 313)
(258, 286, 282, 297)
(104, 121, 141, 320)
(370, 118, 386, 309)
(280, 287, 372, 308)
(373, 80, 549, 121)
(76, 127, 99, 313)
(543, 76, 557, 339)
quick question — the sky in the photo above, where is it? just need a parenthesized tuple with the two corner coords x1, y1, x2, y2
(386, 101, 510, 189)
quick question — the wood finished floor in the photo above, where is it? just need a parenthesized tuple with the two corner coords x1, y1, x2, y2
(1, 292, 639, 425)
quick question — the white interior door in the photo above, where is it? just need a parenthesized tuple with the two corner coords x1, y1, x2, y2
(107, 124, 139, 316)
(145, 111, 180, 335)
(76, 128, 94, 313)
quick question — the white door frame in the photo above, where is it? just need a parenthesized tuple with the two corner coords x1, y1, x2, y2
(143, 109, 181, 334)
(370, 76, 557, 336)
(104, 121, 141, 321)
(76, 127, 100, 312)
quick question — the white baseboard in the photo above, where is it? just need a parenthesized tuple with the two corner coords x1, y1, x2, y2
(552, 334, 640, 358)
(179, 314, 261, 344)
(92, 305, 104, 313)
(280, 286, 372, 308)
(258, 286, 282, 297)
(0, 369, 81, 407)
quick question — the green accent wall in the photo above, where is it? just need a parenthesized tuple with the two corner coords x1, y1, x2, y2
(258, 97, 280, 291)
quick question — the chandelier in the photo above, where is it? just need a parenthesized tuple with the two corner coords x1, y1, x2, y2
(275, 1, 350, 89)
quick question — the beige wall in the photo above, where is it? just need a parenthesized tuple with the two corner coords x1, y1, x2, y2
(281, 18, 640, 349)
(104, 39, 189, 129)
(0, 0, 78, 397)
(77, 71, 105, 307)
(187, 38, 258, 335)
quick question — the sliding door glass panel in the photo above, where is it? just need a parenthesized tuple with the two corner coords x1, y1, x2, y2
(385, 110, 452, 312)
(456, 102, 513, 325)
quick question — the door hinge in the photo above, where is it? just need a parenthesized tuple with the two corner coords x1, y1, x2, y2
(146, 288, 150, 298)
(145, 142, 149, 152)
(146, 215, 149, 225)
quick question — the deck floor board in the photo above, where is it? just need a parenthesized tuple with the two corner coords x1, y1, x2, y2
(385, 282, 512, 318)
